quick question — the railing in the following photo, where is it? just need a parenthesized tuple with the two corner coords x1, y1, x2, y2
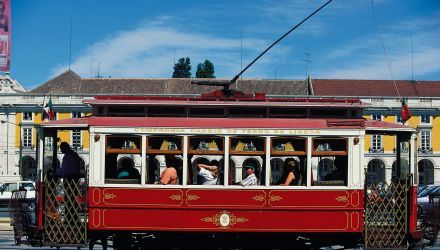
(418, 147, 433, 154)
(22, 145, 35, 150)
(393, 147, 408, 153)
(368, 147, 384, 153)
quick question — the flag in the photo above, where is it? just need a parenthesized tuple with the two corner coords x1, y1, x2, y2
(42, 96, 55, 121)
(401, 98, 411, 124)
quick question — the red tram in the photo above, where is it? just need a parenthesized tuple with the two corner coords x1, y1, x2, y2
(13, 90, 423, 249)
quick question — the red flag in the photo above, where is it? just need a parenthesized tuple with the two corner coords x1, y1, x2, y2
(401, 98, 411, 124)
(42, 96, 55, 121)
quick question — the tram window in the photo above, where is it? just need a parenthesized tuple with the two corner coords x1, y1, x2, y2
(189, 107, 225, 117)
(188, 136, 224, 185)
(268, 108, 306, 118)
(147, 106, 186, 117)
(146, 136, 183, 185)
(229, 137, 265, 186)
(108, 106, 145, 117)
(105, 135, 142, 184)
(270, 137, 307, 186)
(312, 137, 348, 186)
(229, 107, 266, 118)
(310, 108, 347, 118)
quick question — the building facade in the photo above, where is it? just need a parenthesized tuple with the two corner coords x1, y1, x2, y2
(1, 71, 439, 186)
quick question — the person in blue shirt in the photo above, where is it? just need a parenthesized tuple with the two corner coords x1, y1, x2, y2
(117, 158, 140, 180)
(57, 142, 81, 179)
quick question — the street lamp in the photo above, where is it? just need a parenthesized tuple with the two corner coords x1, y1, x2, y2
(1, 119, 22, 177)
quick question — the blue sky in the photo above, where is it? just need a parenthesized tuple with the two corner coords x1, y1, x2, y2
(9, 0, 440, 89)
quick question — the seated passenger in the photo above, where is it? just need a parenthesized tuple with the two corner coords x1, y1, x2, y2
(196, 160, 219, 185)
(279, 158, 300, 186)
(159, 155, 178, 185)
(239, 165, 258, 186)
(116, 158, 141, 180)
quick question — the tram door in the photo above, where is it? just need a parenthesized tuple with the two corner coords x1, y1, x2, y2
(364, 132, 414, 249)
(40, 129, 87, 246)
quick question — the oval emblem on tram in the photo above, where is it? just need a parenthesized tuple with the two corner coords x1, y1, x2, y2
(219, 213, 230, 227)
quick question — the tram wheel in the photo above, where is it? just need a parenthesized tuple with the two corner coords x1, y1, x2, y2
(113, 232, 133, 250)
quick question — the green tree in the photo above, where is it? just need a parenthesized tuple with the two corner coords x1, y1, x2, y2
(172, 57, 192, 78)
(196, 59, 215, 78)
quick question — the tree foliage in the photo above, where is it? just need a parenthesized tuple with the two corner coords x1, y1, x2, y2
(172, 57, 192, 78)
(196, 59, 215, 78)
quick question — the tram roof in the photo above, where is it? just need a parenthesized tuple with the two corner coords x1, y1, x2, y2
(39, 116, 368, 129)
(365, 120, 416, 133)
(83, 92, 367, 108)
(39, 117, 415, 135)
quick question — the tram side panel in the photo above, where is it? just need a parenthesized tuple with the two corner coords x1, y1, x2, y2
(87, 187, 364, 233)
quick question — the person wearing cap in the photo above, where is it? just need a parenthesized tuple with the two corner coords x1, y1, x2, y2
(240, 165, 258, 186)
(196, 160, 219, 185)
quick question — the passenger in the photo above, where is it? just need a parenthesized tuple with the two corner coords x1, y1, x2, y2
(196, 160, 219, 185)
(239, 165, 258, 186)
(279, 158, 300, 186)
(159, 155, 178, 185)
(116, 158, 140, 180)
(57, 142, 81, 180)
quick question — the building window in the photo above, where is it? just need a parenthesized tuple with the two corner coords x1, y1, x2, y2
(22, 112, 33, 121)
(72, 112, 82, 118)
(420, 130, 431, 152)
(372, 114, 381, 121)
(23, 128, 32, 148)
(396, 114, 402, 123)
(420, 114, 430, 124)
(371, 134, 382, 153)
(45, 137, 53, 150)
(72, 130, 81, 150)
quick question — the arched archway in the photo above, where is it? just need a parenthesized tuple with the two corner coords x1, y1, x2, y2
(22, 156, 37, 180)
(367, 159, 386, 184)
(418, 159, 434, 186)
(270, 158, 284, 184)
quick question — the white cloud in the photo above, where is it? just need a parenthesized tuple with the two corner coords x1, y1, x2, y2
(50, 20, 269, 79)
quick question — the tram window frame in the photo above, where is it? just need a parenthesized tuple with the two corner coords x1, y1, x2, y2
(229, 136, 266, 186)
(104, 135, 142, 185)
(311, 137, 348, 186)
(270, 137, 307, 186)
(145, 135, 184, 185)
(188, 136, 225, 186)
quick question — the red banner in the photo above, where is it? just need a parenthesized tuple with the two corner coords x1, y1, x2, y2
(0, 0, 10, 72)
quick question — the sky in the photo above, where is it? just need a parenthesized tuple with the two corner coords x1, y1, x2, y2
(8, 0, 440, 89)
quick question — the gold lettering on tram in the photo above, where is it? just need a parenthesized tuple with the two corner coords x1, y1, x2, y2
(133, 128, 320, 135)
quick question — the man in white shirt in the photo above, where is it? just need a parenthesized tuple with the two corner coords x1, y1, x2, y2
(240, 165, 258, 186)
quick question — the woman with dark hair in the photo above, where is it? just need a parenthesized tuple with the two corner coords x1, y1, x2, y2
(279, 158, 300, 186)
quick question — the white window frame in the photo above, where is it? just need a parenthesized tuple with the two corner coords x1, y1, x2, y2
(371, 134, 382, 151)
(22, 127, 33, 148)
(372, 114, 381, 121)
(420, 130, 431, 151)
(22, 112, 33, 122)
(72, 112, 82, 118)
(420, 114, 431, 125)
(71, 129, 82, 150)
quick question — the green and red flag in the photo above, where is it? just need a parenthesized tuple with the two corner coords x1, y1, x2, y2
(42, 96, 55, 121)
(401, 98, 411, 124)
